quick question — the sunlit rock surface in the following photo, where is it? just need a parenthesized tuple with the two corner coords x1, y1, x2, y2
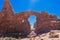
(17, 30, 60, 40)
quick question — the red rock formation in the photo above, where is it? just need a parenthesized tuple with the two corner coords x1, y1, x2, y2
(0, 0, 31, 37)
(0, 0, 60, 37)
(34, 11, 60, 34)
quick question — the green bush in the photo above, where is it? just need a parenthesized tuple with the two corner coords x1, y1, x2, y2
(0, 37, 16, 40)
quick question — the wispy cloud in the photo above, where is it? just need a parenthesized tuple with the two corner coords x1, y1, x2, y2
(28, 0, 39, 10)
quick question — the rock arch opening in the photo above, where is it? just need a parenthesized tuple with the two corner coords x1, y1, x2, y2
(28, 15, 36, 29)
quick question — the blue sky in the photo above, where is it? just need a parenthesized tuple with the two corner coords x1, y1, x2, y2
(0, 0, 60, 28)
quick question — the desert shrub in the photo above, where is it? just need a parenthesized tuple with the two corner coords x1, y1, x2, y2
(0, 37, 16, 40)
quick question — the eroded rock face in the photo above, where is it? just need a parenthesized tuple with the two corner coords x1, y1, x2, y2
(34, 11, 60, 35)
(0, 0, 60, 37)
(0, 0, 31, 37)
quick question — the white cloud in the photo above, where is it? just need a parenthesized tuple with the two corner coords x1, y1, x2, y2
(28, 0, 39, 10)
